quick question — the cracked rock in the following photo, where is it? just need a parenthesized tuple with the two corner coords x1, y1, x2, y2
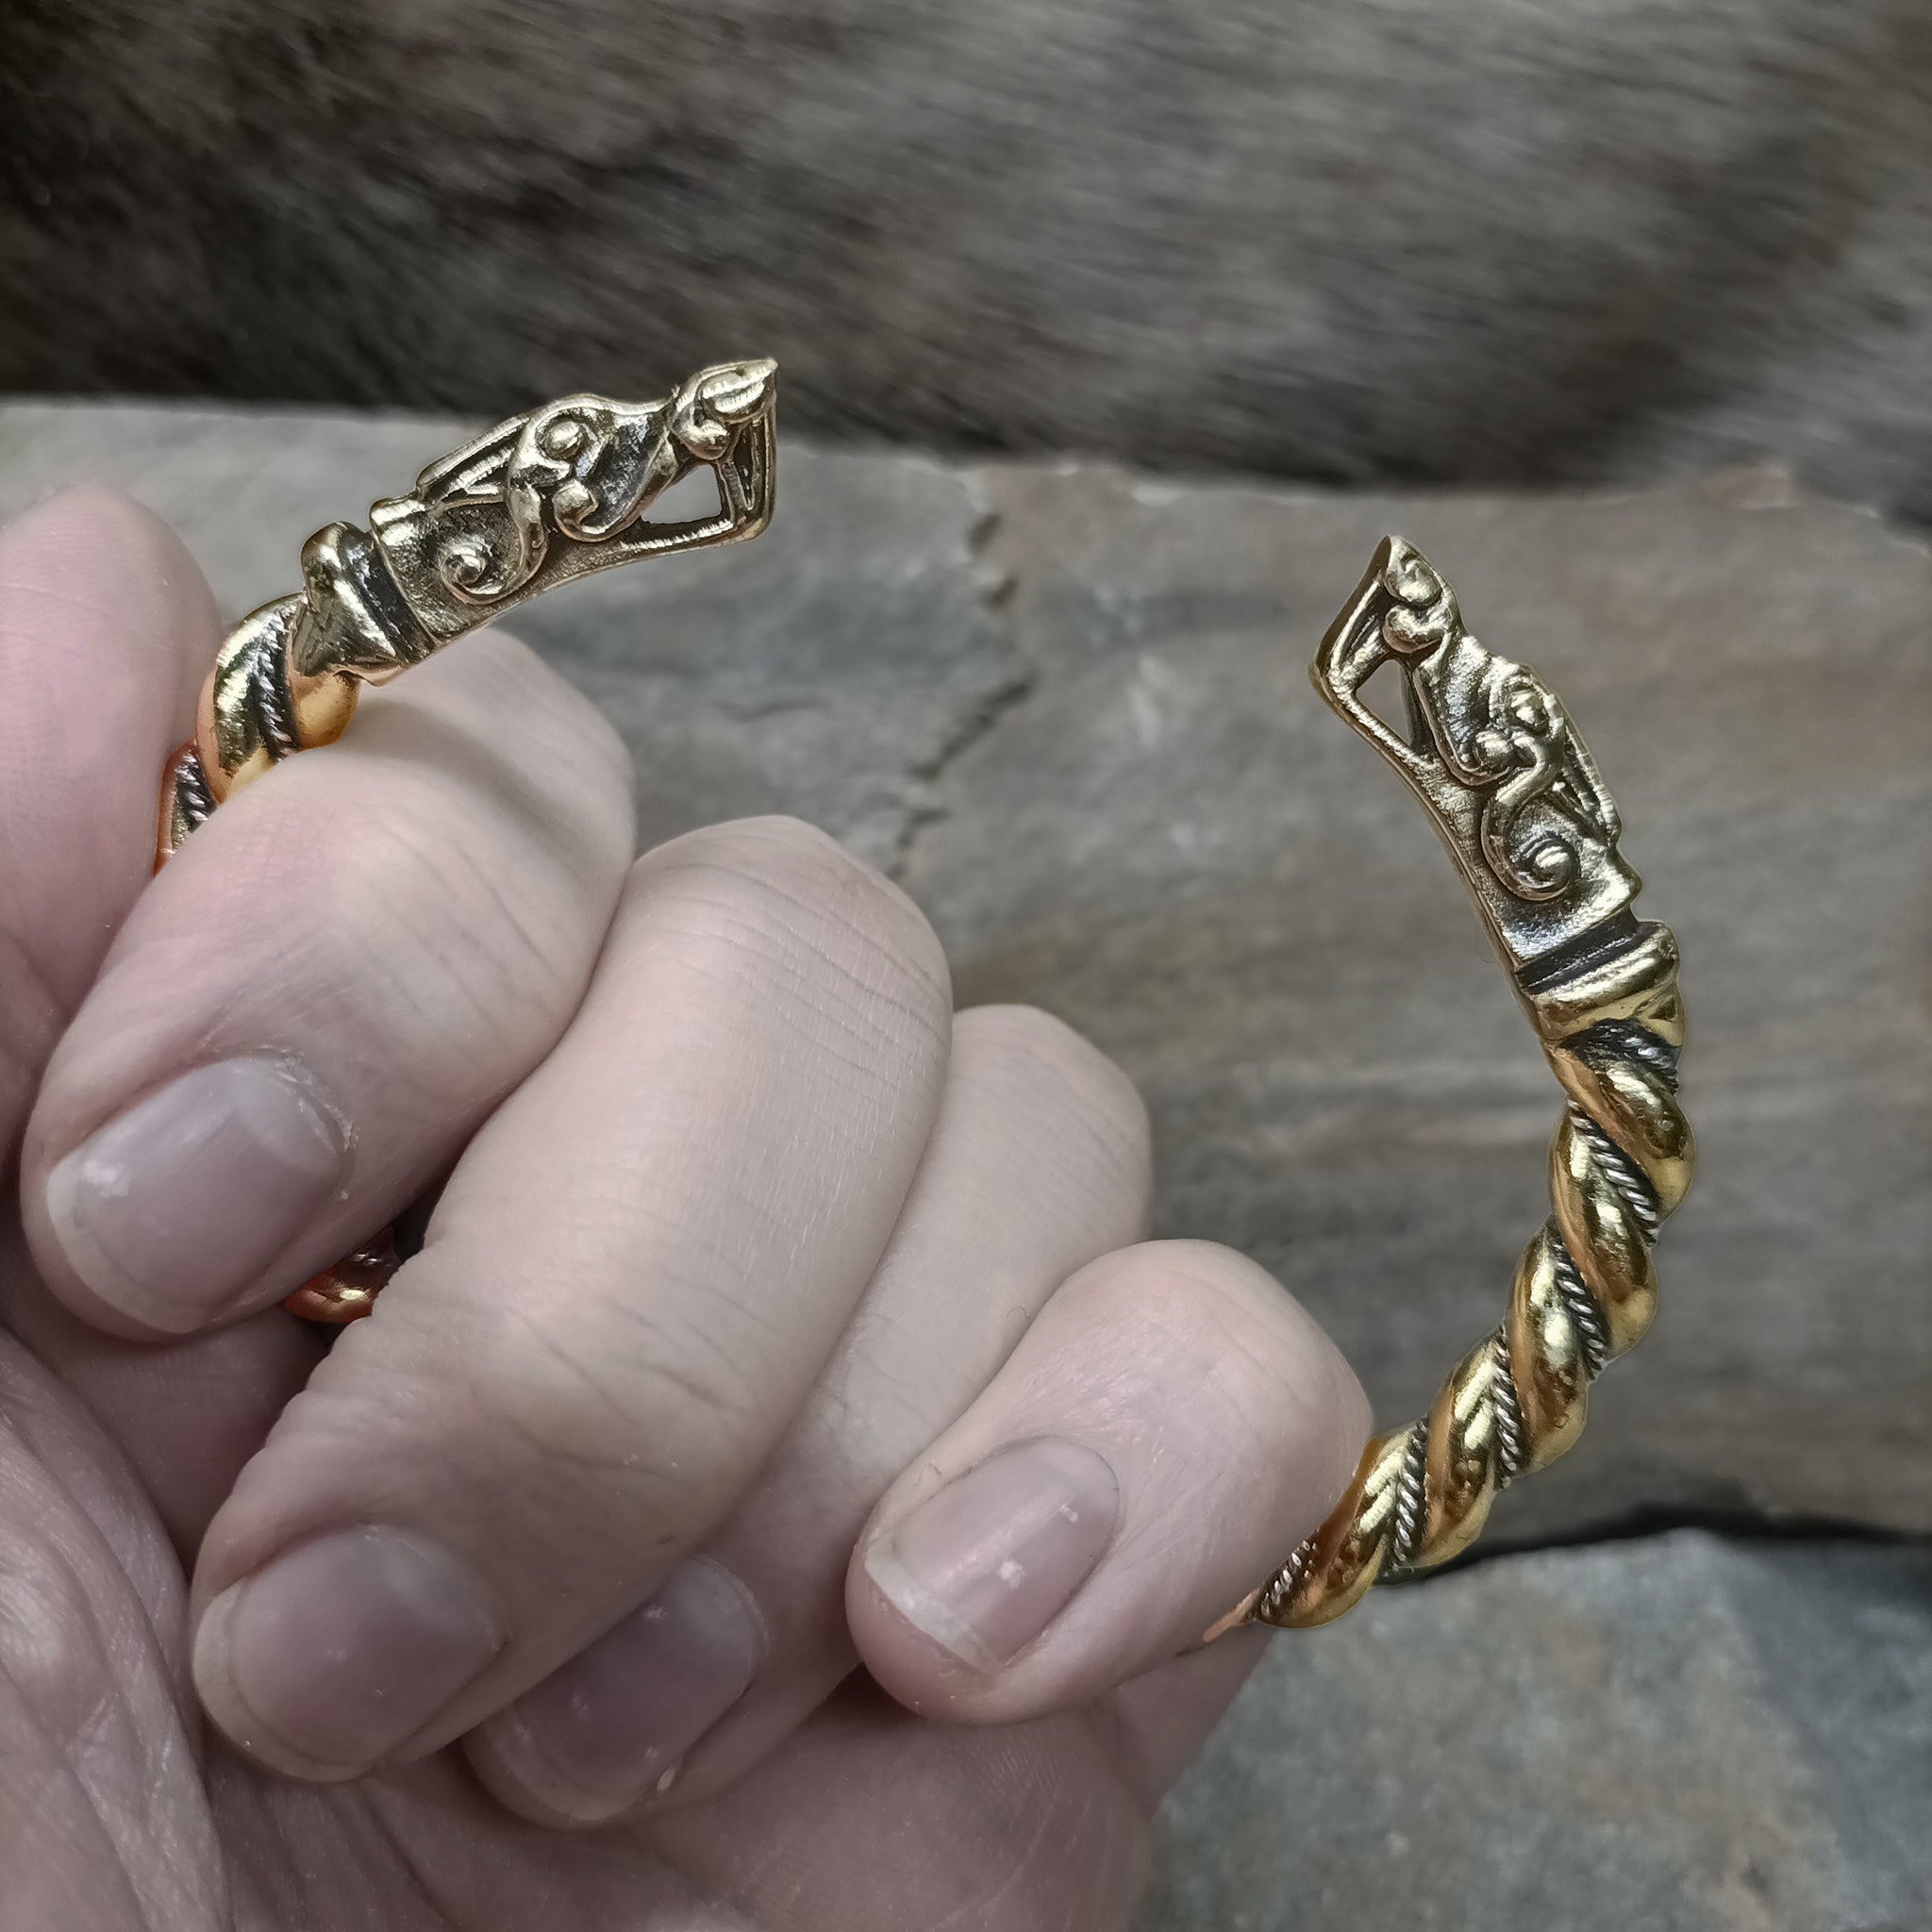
(920, 459, 1932, 1550)
(2, 407, 1925, 1550)
(2, 402, 1928, 1926)
(0, 404, 1019, 873)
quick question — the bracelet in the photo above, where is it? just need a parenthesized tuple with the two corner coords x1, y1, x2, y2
(1228, 539, 1693, 1630)
(148, 383, 1690, 1594)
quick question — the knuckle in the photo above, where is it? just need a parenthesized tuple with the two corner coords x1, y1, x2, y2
(332, 1276, 756, 1543)
(479, 1306, 752, 1485)
(298, 794, 594, 1044)
(628, 815, 952, 1041)
(955, 1002, 1115, 1094)
(0, 486, 214, 670)
(1062, 1240, 1368, 1451)
(5, 483, 162, 581)
(374, 629, 637, 873)
(67, 658, 636, 1114)
(478, 1386, 749, 1556)
(954, 1003, 1151, 1187)
(442, 628, 635, 804)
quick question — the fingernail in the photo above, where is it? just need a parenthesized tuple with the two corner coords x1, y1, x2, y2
(487, 1559, 763, 1823)
(44, 1056, 347, 1330)
(194, 1527, 505, 1777)
(863, 1438, 1120, 1673)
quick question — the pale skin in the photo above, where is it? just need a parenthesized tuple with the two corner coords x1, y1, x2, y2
(0, 488, 1369, 1930)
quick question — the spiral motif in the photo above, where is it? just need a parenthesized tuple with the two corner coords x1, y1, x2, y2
(1250, 922, 1692, 1628)
(159, 359, 781, 874)
(1230, 534, 1703, 1632)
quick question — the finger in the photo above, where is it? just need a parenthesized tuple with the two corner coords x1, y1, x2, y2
(647, 1676, 1150, 1932)
(847, 1239, 1370, 1723)
(469, 1003, 1153, 1823)
(3, 1212, 324, 1555)
(0, 487, 215, 1158)
(22, 625, 637, 1338)
(1104, 1624, 1269, 1808)
(189, 818, 954, 1781)
(0, 488, 325, 1548)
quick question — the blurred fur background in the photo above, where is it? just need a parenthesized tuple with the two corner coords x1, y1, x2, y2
(3, 0, 1929, 515)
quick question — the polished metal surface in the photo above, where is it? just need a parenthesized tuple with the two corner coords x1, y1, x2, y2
(1224, 539, 1693, 1632)
(158, 359, 777, 857)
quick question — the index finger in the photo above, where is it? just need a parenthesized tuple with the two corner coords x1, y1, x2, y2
(0, 487, 215, 1155)
(0, 486, 325, 1544)
(22, 623, 638, 1340)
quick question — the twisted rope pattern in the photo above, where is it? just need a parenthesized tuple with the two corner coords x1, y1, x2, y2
(1240, 535, 1695, 1630)
(158, 596, 313, 858)
(1254, 942, 1691, 1626)
(1251, 967, 1696, 1625)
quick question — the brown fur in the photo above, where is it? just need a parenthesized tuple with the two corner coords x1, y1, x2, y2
(3, 1, 1929, 515)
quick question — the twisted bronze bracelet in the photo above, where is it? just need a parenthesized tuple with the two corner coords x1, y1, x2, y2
(1221, 538, 1693, 1631)
(150, 383, 1689, 1622)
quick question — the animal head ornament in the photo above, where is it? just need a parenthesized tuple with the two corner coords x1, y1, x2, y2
(161, 360, 779, 855)
(1313, 537, 1638, 974)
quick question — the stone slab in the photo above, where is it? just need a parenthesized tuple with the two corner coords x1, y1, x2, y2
(919, 460, 1932, 1547)
(1, 405, 1926, 1553)
(1141, 1531, 1932, 1932)
(0, 401, 1018, 874)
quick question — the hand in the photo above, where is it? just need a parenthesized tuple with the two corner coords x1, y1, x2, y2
(0, 488, 1367, 1929)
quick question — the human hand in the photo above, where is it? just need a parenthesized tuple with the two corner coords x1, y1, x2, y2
(1, 488, 1367, 1929)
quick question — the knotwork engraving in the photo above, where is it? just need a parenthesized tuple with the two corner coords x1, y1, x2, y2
(1313, 537, 1639, 971)
(1230, 539, 1692, 1632)
(158, 359, 778, 863)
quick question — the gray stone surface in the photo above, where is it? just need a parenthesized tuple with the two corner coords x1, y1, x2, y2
(0, 401, 1018, 874)
(2, 402, 1928, 1926)
(927, 461, 1932, 1548)
(1, 402, 1926, 1553)
(5, 3, 1932, 524)
(1141, 1532, 1932, 1932)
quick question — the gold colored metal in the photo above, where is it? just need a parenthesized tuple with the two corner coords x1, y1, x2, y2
(154, 360, 780, 1319)
(282, 1232, 398, 1325)
(1231, 538, 1692, 1631)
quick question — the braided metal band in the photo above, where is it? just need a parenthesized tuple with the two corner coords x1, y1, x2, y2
(1241, 538, 1694, 1630)
(154, 361, 780, 1318)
